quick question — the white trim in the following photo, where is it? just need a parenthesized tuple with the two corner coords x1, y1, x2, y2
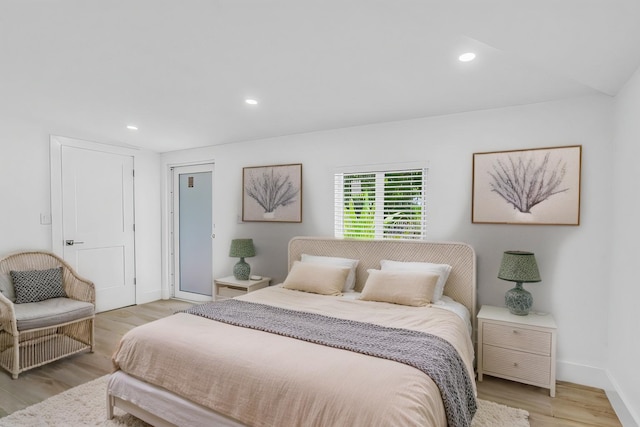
(334, 165, 428, 240)
(171, 164, 215, 302)
(556, 360, 640, 424)
(556, 360, 611, 390)
(50, 138, 64, 257)
(162, 160, 216, 302)
(334, 160, 429, 174)
(606, 371, 640, 427)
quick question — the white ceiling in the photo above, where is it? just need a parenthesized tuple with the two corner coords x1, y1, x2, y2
(2, 0, 640, 153)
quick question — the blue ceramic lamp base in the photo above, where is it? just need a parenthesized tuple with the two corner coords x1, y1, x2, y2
(505, 282, 533, 316)
(233, 257, 251, 280)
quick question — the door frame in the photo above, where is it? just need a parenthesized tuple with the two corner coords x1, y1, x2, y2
(50, 135, 139, 304)
(171, 163, 215, 301)
(164, 161, 216, 301)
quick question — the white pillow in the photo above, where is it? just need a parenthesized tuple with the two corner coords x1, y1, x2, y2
(301, 254, 359, 292)
(282, 261, 349, 296)
(436, 296, 472, 336)
(359, 269, 439, 307)
(380, 259, 452, 302)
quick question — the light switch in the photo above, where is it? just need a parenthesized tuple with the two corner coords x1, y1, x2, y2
(40, 213, 52, 225)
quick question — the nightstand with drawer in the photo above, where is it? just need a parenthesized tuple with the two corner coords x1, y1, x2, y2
(477, 305, 557, 397)
(213, 276, 271, 301)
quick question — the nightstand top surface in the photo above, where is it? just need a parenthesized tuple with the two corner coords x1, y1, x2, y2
(215, 276, 271, 288)
(478, 305, 557, 329)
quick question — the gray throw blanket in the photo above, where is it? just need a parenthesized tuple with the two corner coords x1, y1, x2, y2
(183, 299, 477, 427)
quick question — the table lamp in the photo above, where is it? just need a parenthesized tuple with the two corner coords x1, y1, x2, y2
(229, 238, 256, 280)
(498, 251, 541, 315)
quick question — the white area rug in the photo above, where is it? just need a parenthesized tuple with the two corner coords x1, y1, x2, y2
(0, 375, 529, 426)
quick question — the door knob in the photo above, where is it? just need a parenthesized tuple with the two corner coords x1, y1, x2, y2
(65, 240, 85, 246)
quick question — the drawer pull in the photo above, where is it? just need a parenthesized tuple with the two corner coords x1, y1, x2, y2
(513, 362, 519, 367)
(512, 330, 518, 334)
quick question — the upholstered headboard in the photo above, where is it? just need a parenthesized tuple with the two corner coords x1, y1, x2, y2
(288, 236, 477, 333)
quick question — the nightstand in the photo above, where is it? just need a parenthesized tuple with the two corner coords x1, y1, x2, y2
(213, 276, 271, 301)
(477, 305, 557, 397)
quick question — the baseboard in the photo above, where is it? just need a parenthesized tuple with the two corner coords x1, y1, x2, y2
(557, 360, 611, 389)
(558, 361, 639, 426)
(606, 372, 640, 427)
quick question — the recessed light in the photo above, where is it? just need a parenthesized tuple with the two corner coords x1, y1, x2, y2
(245, 98, 258, 105)
(126, 125, 138, 131)
(459, 52, 476, 62)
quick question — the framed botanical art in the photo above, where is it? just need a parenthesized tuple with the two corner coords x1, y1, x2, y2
(472, 145, 582, 225)
(242, 163, 302, 222)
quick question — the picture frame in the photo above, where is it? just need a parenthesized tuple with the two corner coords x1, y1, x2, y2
(242, 163, 302, 223)
(472, 145, 582, 225)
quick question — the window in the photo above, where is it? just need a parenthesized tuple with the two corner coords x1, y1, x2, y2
(334, 165, 427, 240)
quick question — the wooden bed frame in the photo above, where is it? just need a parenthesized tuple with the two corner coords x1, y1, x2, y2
(108, 237, 477, 426)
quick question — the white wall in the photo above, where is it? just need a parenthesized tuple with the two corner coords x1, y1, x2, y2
(0, 113, 162, 306)
(610, 65, 640, 424)
(0, 114, 55, 252)
(162, 94, 615, 390)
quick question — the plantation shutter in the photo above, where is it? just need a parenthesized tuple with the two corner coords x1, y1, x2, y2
(334, 165, 427, 240)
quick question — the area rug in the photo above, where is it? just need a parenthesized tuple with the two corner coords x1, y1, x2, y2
(0, 375, 529, 426)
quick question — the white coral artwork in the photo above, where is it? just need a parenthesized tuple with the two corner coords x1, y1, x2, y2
(488, 152, 568, 214)
(242, 164, 302, 222)
(245, 169, 299, 214)
(472, 146, 581, 225)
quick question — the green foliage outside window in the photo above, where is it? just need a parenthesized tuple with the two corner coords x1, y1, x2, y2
(341, 170, 424, 240)
(343, 193, 375, 239)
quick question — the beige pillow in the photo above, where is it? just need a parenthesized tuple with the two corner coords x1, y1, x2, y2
(380, 259, 451, 303)
(282, 261, 349, 295)
(300, 254, 359, 292)
(360, 269, 440, 306)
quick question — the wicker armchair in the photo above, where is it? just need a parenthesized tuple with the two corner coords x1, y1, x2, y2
(0, 251, 95, 379)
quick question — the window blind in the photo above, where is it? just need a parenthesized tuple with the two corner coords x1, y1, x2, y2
(334, 167, 427, 240)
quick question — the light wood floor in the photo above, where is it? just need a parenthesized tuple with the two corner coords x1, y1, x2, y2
(0, 300, 623, 426)
(477, 376, 622, 426)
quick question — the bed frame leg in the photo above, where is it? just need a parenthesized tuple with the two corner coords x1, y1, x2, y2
(107, 393, 115, 419)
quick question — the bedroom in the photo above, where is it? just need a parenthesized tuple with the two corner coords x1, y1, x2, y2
(1, 1, 639, 425)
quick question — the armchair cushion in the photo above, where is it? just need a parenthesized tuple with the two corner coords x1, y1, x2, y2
(0, 272, 15, 302)
(14, 297, 95, 331)
(10, 267, 67, 304)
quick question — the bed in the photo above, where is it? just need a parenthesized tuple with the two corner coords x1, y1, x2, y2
(108, 237, 477, 427)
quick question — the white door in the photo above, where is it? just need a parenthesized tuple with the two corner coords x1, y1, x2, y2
(51, 136, 136, 312)
(172, 164, 214, 302)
